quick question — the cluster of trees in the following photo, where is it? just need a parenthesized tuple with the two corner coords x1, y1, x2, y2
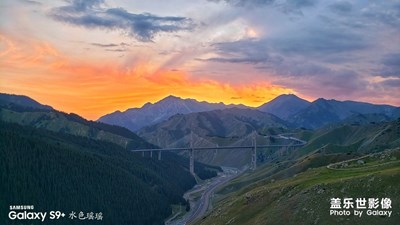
(0, 122, 198, 225)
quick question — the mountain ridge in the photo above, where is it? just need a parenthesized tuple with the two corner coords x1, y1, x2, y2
(0, 92, 53, 110)
(290, 98, 400, 129)
(98, 95, 249, 131)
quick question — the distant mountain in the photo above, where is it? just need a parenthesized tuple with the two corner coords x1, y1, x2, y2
(0, 93, 53, 110)
(289, 98, 400, 129)
(138, 107, 288, 167)
(97, 96, 245, 131)
(257, 94, 310, 120)
(98, 95, 247, 131)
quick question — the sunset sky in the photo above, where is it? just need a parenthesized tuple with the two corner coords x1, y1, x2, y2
(1, 0, 399, 120)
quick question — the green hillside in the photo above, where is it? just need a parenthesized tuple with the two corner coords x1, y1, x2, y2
(193, 120, 400, 225)
(297, 119, 400, 156)
(196, 148, 400, 225)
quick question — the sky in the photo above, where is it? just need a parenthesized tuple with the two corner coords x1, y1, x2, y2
(1, 0, 399, 120)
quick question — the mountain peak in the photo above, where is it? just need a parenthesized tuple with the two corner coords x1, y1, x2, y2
(258, 94, 310, 120)
(162, 95, 182, 101)
(272, 94, 304, 101)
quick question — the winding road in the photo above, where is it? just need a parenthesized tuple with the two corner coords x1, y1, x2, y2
(185, 171, 242, 224)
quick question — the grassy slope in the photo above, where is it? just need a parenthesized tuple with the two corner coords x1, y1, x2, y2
(197, 149, 400, 225)
(297, 119, 400, 156)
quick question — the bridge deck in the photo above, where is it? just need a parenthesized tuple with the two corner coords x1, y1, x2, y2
(131, 143, 305, 152)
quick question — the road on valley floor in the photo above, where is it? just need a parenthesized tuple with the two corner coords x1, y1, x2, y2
(184, 170, 243, 225)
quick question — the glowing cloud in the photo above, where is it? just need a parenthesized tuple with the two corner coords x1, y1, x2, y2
(0, 34, 293, 120)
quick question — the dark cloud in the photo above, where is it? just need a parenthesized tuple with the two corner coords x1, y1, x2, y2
(286, 0, 316, 8)
(379, 53, 400, 77)
(199, 39, 283, 64)
(19, 0, 42, 5)
(208, 0, 316, 16)
(208, 0, 316, 8)
(328, 1, 352, 14)
(208, 0, 275, 7)
(200, 57, 267, 64)
(361, 2, 400, 28)
(203, 26, 368, 67)
(49, 0, 194, 42)
(273, 27, 368, 57)
(91, 43, 119, 48)
(380, 79, 400, 88)
(105, 49, 126, 52)
(90, 42, 130, 52)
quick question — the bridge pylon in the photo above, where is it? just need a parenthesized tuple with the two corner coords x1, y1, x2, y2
(189, 149, 194, 176)
(251, 131, 257, 170)
(189, 131, 195, 176)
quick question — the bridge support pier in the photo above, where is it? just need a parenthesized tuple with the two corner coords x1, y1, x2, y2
(158, 150, 161, 160)
(251, 132, 257, 170)
(251, 146, 257, 170)
(150, 151, 153, 158)
(189, 149, 195, 176)
(142, 151, 144, 157)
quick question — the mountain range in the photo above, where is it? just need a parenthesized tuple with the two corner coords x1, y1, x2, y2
(289, 98, 400, 129)
(98, 94, 400, 132)
(98, 95, 246, 131)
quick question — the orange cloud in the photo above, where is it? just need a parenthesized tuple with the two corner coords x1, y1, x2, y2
(0, 34, 294, 120)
